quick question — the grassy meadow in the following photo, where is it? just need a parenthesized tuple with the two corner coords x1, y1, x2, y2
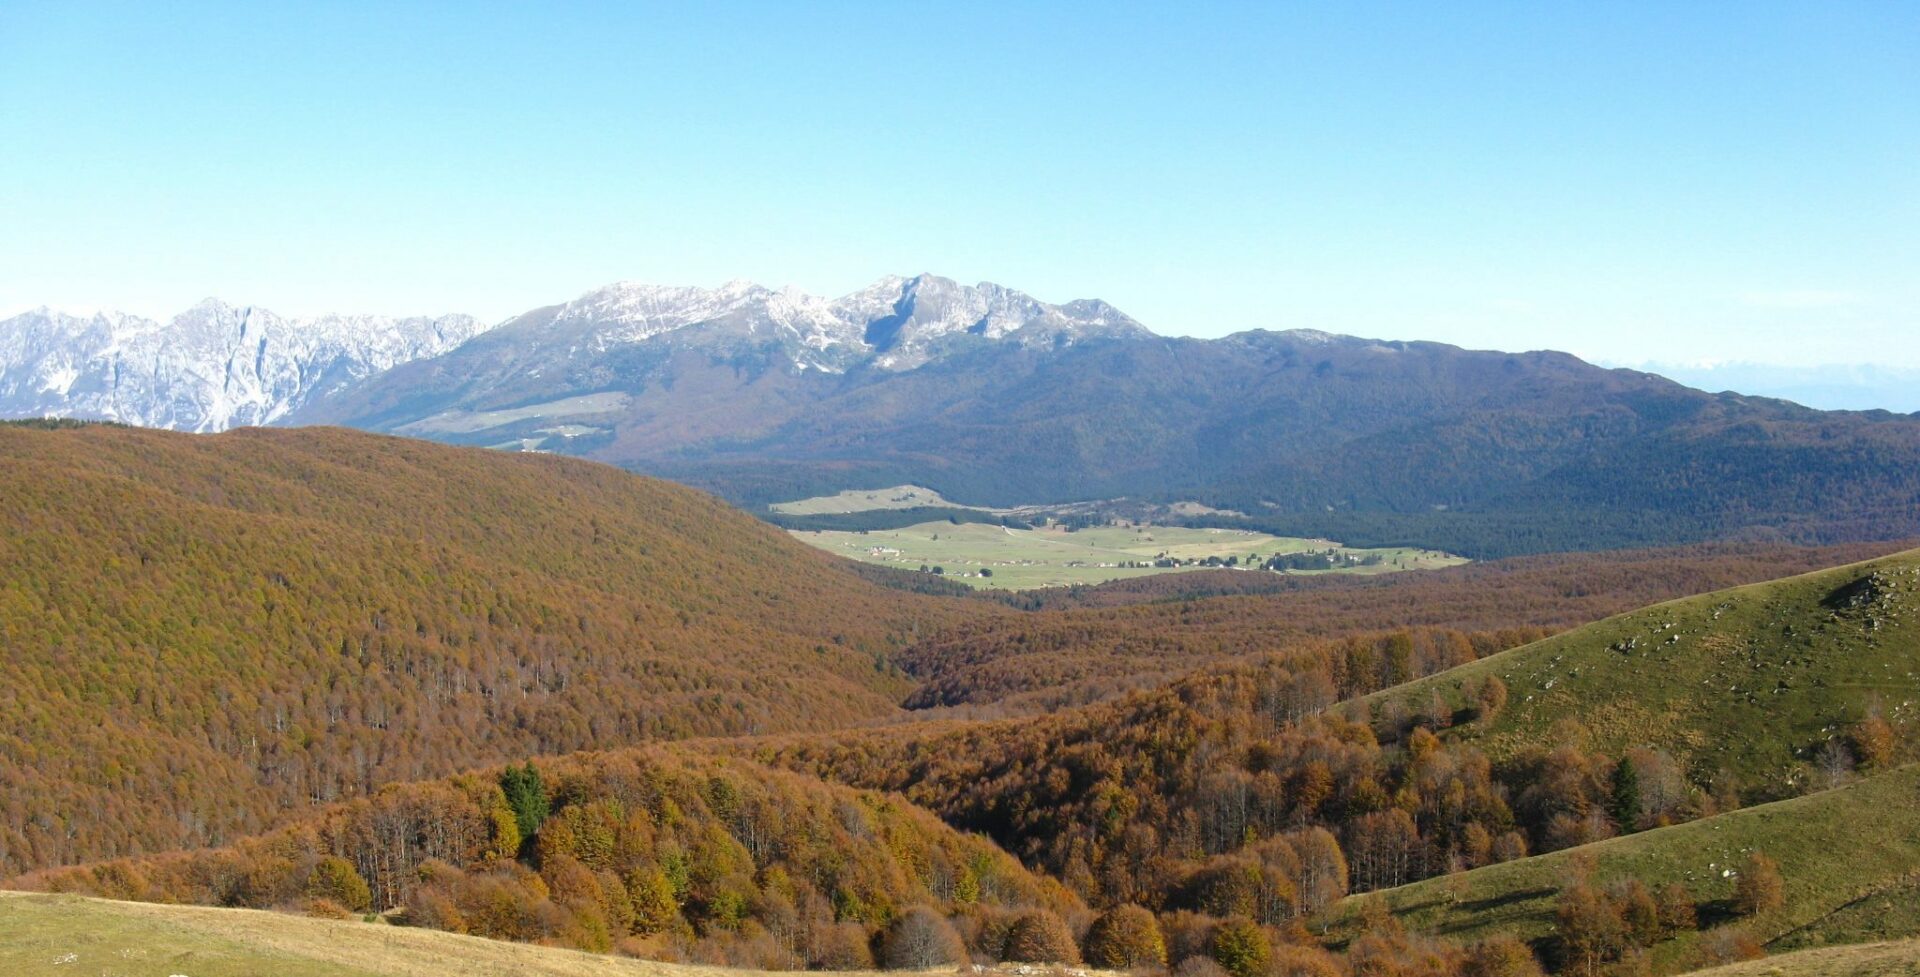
(0, 892, 903, 977)
(1684, 938, 1920, 976)
(787, 520, 1464, 589)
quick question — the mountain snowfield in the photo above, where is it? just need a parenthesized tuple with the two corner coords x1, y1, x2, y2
(533, 273, 1146, 371)
(0, 300, 486, 431)
(0, 274, 1141, 430)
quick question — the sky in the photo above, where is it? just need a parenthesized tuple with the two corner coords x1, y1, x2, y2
(2, 2, 1916, 373)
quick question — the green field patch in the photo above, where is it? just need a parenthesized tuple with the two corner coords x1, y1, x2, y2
(788, 520, 1465, 590)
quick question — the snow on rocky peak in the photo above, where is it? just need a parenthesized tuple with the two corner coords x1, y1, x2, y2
(829, 274, 1148, 368)
(541, 273, 1147, 372)
(0, 301, 487, 432)
(1, 274, 1146, 433)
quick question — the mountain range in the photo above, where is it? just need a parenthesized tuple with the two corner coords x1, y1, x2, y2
(7, 274, 1920, 556)
(0, 301, 484, 431)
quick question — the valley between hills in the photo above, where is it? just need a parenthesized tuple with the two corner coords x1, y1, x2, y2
(10, 0, 1916, 972)
(1, 419, 1916, 977)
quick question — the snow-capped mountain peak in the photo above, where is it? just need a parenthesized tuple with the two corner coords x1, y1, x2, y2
(523, 273, 1143, 372)
(0, 302, 487, 432)
(4, 274, 1149, 433)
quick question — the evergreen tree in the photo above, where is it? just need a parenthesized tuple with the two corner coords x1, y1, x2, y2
(1610, 756, 1642, 832)
(500, 762, 550, 841)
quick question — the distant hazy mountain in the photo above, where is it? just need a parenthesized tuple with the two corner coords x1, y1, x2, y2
(1628, 361, 1920, 414)
(0, 301, 485, 431)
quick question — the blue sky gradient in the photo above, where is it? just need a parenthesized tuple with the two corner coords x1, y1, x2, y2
(3, 2, 1915, 368)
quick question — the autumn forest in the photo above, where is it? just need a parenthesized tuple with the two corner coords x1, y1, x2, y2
(3, 423, 1918, 977)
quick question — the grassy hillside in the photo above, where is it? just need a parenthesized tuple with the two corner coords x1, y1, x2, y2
(0, 423, 988, 876)
(1326, 766, 1920, 971)
(1682, 938, 1920, 976)
(1363, 548, 1920, 798)
(0, 890, 869, 977)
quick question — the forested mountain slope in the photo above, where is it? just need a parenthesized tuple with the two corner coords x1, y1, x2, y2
(0, 422, 989, 875)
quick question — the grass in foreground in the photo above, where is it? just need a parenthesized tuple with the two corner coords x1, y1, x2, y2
(1681, 937, 1920, 976)
(1326, 766, 1920, 972)
(0, 891, 844, 977)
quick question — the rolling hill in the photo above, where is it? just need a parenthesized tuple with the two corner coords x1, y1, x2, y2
(0, 422, 990, 876)
(1325, 765, 1920, 972)
(1684, 939, 1920, 977)
(1362, 548, 1920, 799)
(8, 474, 1917, 974)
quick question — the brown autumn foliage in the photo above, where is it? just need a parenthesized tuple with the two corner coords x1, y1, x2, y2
(748, 640, 1699, 912)
(3, 422, 1895, 975)
(1849, 716, 1898, 769)
(1003, 907, 1081, 963)
(882, 905, 968, 969)
(7, 420, 1848, 878)
(895, 542, 1902, 712)
(20, 748, 1076, 963)
(0, 423, 992, 875)
(1732, 851, 1785, 916)
(1460, 935, 1545, 977)
(1084, 903, 1169, 968)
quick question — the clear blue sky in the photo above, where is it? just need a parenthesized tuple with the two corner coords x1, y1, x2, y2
(3, 2, 1915, 367)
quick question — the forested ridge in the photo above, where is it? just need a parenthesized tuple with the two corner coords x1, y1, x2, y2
(0, 424, 991, 875)
(19, 749, 1079, 967)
